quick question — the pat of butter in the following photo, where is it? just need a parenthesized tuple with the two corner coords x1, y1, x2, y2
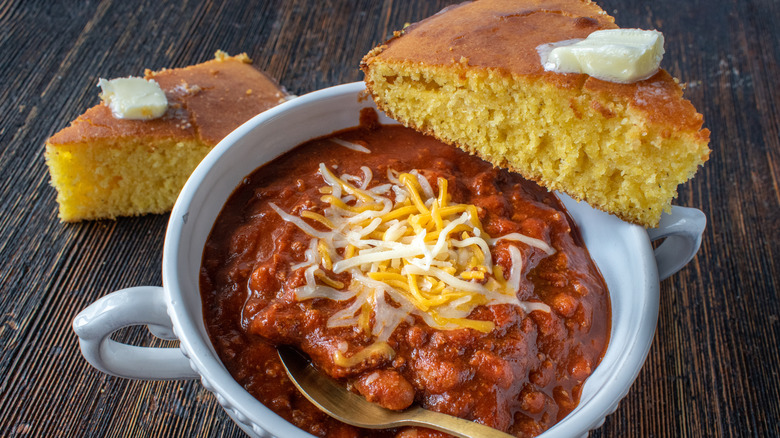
(98, 77, 168, 120)
(539, 29, 665, 83)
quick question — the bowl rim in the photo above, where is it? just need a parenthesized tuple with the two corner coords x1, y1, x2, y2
(162, 81, 660, 438)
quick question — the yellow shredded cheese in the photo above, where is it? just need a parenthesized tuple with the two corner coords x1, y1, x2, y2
(271, 163, 555, 364)
(333, 341, 395, 367)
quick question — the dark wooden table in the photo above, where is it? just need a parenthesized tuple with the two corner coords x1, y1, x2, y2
(1, 0, 778, 436)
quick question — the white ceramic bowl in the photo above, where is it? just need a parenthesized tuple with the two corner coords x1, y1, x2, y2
(73, 82, 706, 438)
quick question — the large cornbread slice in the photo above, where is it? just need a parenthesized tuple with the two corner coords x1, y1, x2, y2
(45, 51, 287, 222)
(361, 0, 710, 227)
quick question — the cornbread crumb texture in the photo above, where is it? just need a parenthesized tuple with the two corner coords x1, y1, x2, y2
(45, 52, 287, 222)
(361, 0, 710, 227)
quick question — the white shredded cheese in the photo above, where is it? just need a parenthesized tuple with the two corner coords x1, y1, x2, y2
(330, 138, 371, 154)
(271, 163, 556, 358)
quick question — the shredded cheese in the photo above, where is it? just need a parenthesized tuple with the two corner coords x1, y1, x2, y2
(333, 341, 395, 367)
(330, 138, 371, 154)
(271, 164, 554, 366)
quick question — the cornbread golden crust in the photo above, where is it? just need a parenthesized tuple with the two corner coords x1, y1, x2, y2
(45, 51, 288, 222)
(361, 0, 710, 227)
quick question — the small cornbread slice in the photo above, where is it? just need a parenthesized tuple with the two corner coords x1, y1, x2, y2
(361, 0, 710, 227)
(45, 51, 288, 222)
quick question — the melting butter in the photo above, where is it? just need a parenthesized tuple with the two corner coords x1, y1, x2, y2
(538, 29, 665, 84)
(98, 77, 168, 120)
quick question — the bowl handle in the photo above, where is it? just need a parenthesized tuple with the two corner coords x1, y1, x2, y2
(646, 206, 707, 281)
(72, 286, 200, 380)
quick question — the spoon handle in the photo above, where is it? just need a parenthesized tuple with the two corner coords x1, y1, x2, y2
(405, 407, 516, 438)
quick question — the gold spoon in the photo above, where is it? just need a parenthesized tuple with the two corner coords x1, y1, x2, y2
(277, 346, 515, 438)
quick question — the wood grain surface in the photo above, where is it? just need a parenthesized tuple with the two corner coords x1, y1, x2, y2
(1, 0, 778, 437)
